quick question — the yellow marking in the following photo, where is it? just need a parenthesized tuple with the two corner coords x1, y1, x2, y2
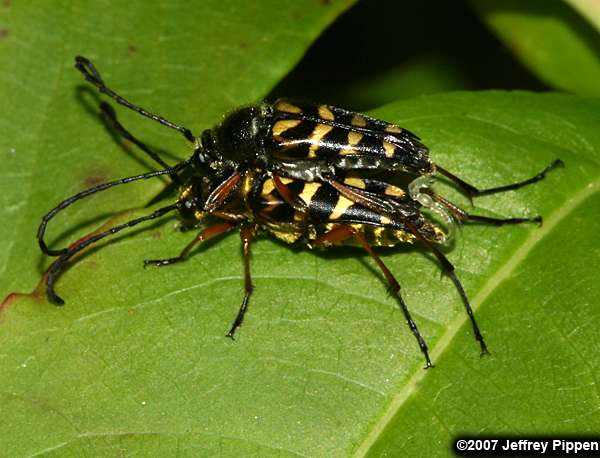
(240, 172, 256, 212)
(298, 182, 321, 206)
(351, 115, 367, 127)
(372, 226, 385, 244)
(385, 125, 402, 133)
(329, 194, 354, 220)
(261, 179, 275, 196)
(308, 123, 334, 158)
(269, 229, 301, 244)
(432, 226, 446, 243)
(276, 101, 302, 113)
(272, 119, 301, 137)
(380, 215, 392, 225)
(372, 227, 397, 247)
(383, 184, 405, 197)
(318, 105, 334, 121)
(193, 210, 205, 221)
(242, 173, 253, 195)
(261, 177, 292, 200)
(343, 177, 366, 189)
(374, 227, 385, 237)
(339, 131, 363, 156)
(348, 130, 363, 145)
(393, 229, 415, 244)
(179, 184, 193, 200)
(383, 141, 396, 158)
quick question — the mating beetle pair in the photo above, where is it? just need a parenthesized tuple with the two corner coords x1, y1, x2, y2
(38, 56, 562, 367)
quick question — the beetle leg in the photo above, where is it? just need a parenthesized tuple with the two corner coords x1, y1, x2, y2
(424, 190, 542, 226)
(203, 172, 242, 212)
(272, 175, 308, 213)
(271, 175, 313, 234)
(324, 177, 397, 215)
(226, 224, 257, 339)
(408, 223, 489, 356)
(314, 225, 433, 369)
(144, 222, 237, 267)
(75, 56, 196, 143)
(436, 159, 563, 199)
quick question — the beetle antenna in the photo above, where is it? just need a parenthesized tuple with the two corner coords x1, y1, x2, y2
(38, 160, 190, 257)
(75, 56, 196, 143)
(46, 202, 180, 305)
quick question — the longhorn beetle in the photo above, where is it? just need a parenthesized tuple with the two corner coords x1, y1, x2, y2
(38, 56, 563, 367)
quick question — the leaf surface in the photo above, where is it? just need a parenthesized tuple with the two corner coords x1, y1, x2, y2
(1, 3, 600, 457)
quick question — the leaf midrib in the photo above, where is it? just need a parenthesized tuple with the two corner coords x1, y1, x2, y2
(352, 175, 600, 457)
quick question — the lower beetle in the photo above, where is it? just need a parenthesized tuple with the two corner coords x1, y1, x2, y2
(38, 57, 563, 367)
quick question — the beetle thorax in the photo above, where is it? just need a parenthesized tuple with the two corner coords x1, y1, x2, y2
(202, 104, 271, 171)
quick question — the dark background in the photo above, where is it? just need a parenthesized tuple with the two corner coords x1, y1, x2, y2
(272, 0, 546, 110)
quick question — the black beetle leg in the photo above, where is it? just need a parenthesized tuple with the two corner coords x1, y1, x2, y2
(408, 223, 489, 357)
(436, 159, 564, 199)
(144, 222, 237, 267)
(226, 224, 257, 339)
(424, 190, 543, 226)
(314, 225, 433, 369)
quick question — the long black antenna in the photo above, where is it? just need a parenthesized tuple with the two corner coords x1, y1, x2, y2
(38, 160, 190, 256)
(46, 202, 180, 304)
(75, 56, 196, 143)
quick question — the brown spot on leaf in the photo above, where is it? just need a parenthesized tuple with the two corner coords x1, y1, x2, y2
(128, 44, 137, 54)
(0, 29, 8, 40)
(319, 0, 332, 5)
(1, 292, 19, 311)
(2, 0, 10, 7)
(1, 274, 47, 316)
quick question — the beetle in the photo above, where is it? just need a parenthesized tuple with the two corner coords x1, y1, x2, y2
(38, 56, 563, 367)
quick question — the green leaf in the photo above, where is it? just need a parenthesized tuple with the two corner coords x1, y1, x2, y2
(2, 4, 600, 456)
(471, 0, 600, 97)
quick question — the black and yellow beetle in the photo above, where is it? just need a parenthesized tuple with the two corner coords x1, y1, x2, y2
(38, 56, 562, 367)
